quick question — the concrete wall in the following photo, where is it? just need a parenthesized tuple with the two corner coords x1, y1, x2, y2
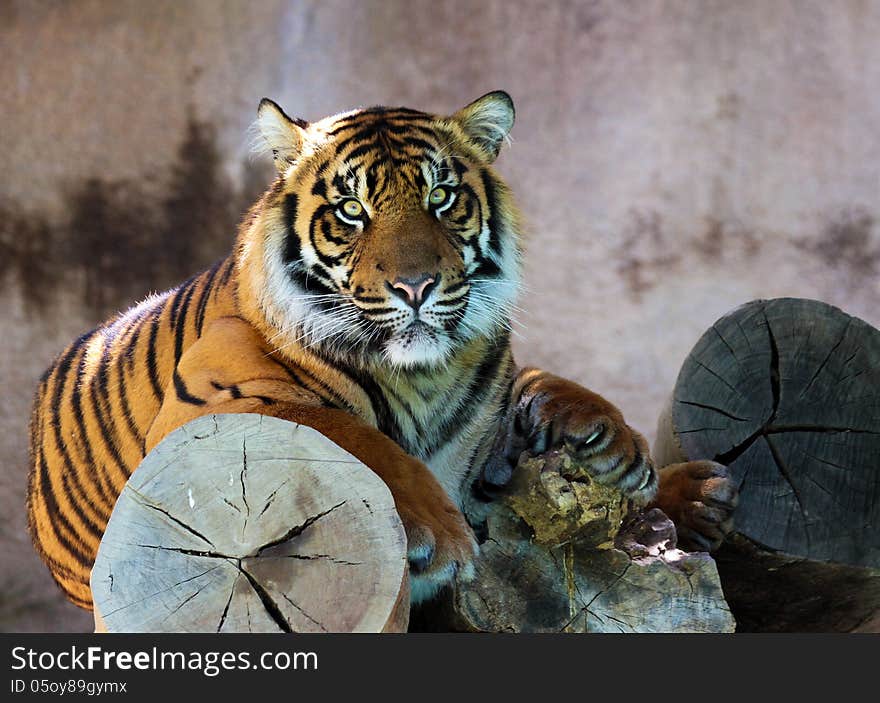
(2, 0, 878, 631)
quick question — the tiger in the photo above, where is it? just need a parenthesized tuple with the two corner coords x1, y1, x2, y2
(27, 91, 738, 611)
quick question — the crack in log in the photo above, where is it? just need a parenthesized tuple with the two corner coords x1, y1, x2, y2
(715, 423, 878, 466)
(796, 448, 851, 472)
(558, 562, 631, 632)
(282, 553, 362, 566)
(765, 425, 879, 435)
(216, 574, 238, 632)
(240, 437, 250, 512)
(280, 591, 328, 632)
(720, 431, 877, 467)
(583, 607, 605, 629)
(238, 563, 292, 633)
(765, 435, 811, 553)
(802, 474, 849, 513)
(734, 317, 753, 352)
(220, 495, 241, 513)
(135, 544, 231, 559)
(798, 318, 851, 400)
(240, 437, 250, 538)
(840, 350, 858, 369)
(676, 399, 751, 422)
(711, 311, 784, 467)
(563, 543, 577, 626)
(193, 416, 222, 440)
(132, 546, 359, 572)
(101, 564, 223, 618)
(555, 610, 583, 633)
(252, 501, 346, 558)
(606, 613, 634, 632)
(764, 310, 781, 425)
(258, 476, 294, 518)
(836, 368, 867, 385)
(712, 323, 745, 372)
(713, 427, 763, 465)
(692, 358, 749, 400)
(162, 589, 201, 622)
(472, 587, 502, 625)
(681, 566, 696, 596)
(128, 487, 216, 548)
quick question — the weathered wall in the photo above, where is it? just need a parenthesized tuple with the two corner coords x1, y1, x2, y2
(2, 0, 878, 631)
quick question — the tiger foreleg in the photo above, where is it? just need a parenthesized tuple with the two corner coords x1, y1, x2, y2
(481, 367, 736, 552)
(482, 368, 658, 503)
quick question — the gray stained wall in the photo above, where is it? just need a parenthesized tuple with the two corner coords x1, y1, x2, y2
(1, 0, 878, 631)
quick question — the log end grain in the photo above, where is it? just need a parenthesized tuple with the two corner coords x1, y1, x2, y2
(91, 414, 409, 633)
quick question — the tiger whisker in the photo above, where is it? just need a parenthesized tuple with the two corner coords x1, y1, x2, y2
(265, 307, 364, 354)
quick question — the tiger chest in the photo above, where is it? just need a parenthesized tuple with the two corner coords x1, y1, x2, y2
(395, 396, 501, 507)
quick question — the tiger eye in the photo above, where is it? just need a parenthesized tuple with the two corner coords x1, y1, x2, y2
(342, 199, 363, 217)
(429, 187, 448, 205)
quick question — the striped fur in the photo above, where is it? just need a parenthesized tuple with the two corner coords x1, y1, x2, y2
(29, 92, 693, 612)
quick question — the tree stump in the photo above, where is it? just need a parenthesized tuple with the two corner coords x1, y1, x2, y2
(414, 451, 735, 632)
(655, 298, 880, 631)
(91, 414, 409, 633)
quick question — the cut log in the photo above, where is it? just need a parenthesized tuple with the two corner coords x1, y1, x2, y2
(413, 451, 735, 633)
(714, 534, 880, 632)
(91, 414, 409, 633)
(655, 298, 880, 631)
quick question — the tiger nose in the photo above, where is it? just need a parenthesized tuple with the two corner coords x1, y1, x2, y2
(388, 273, 439, 309)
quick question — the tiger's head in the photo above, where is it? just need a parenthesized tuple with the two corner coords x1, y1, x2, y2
(239, 92, 521, 370)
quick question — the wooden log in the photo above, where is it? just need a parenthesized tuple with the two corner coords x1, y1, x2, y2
(714, 534, 880, 632)
(91, 414, 409, 633)
(655, 297, 880, 631)
(413, 451, 735, 632)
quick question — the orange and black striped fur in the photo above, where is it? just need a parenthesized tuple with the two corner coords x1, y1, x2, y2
(28, 92, 737, 610)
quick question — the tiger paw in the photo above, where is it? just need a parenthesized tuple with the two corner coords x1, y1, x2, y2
(531, 412, 658, 504)
(650, 460, 738, 552)
(479, 373, 659, 508)
(511, 387, 658, 505)
(395, 491, 478, 604)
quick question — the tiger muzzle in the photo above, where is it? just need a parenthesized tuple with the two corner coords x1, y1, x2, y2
(387, 273, 440, 310)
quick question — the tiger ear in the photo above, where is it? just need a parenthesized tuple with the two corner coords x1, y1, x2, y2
(451, 91, 515, 163)
(256, 98, 310, 172)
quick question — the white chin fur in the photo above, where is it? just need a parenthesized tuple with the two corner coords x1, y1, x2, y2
(382, 327, 452, 368)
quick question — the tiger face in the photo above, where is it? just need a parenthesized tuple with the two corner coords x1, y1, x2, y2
(248, 92, 521, 369)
